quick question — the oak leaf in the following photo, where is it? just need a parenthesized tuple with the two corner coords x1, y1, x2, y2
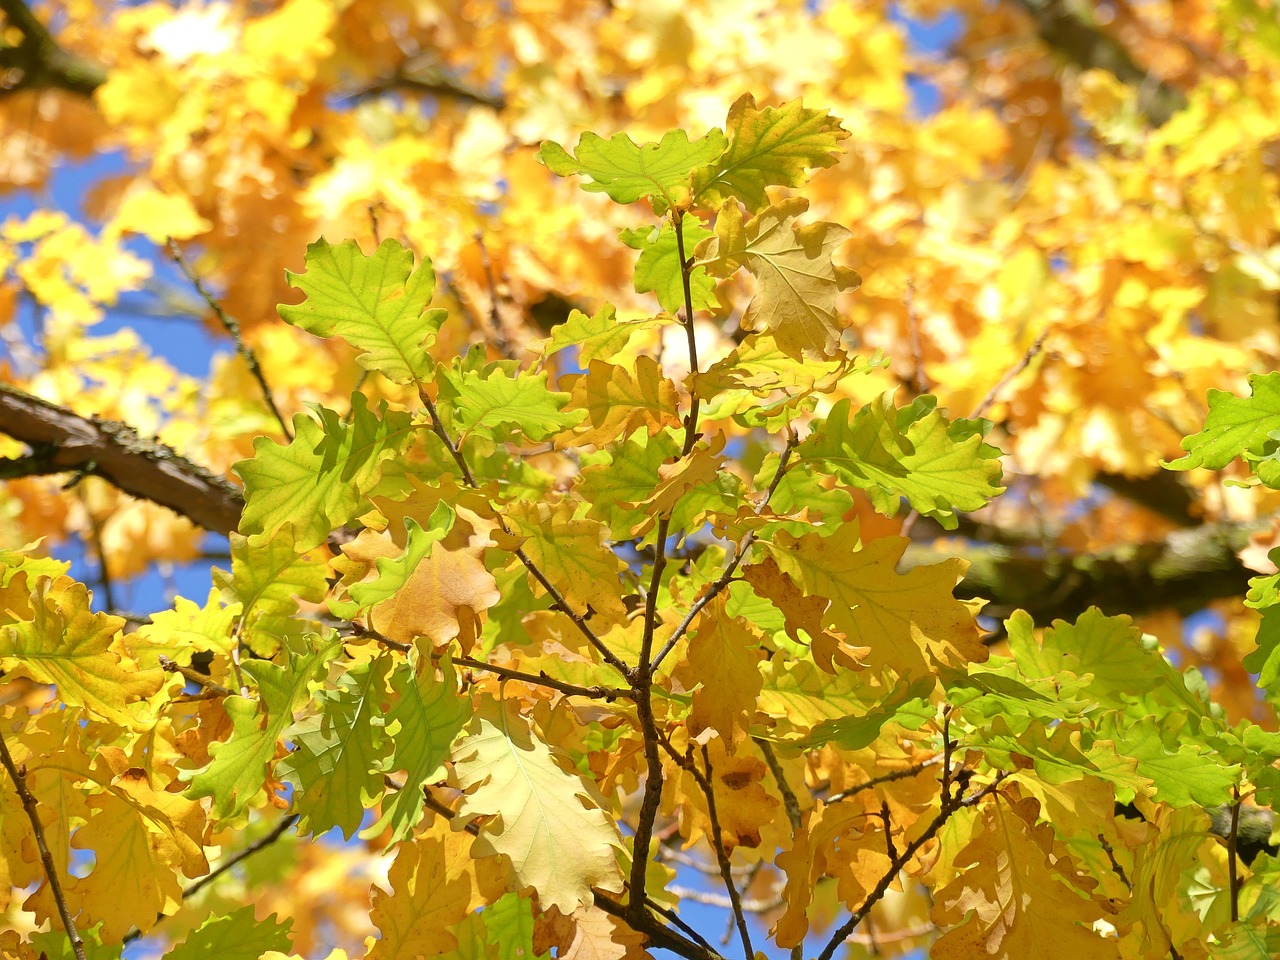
(695, 198, 860, 358)
(931, 797, 1118, 959)
(693, 94, 850, 212)
(451, 698, 624, 913)
(558, 357, 682, 449)
(278, 237, 446, 385)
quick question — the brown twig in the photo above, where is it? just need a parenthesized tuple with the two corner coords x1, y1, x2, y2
(1228, 787, 1241, 923)
(698, 744, 754, 960)
(474, 233, 515, 359)
(824, 756, 944, 803)
(121, 812, 300, 944)
(414, 384, 627, 677)
(349, 622, 631, 701)
(167, 238, 293, 441)
(0, 726, 87, 960)
(159, 656, 233, 698)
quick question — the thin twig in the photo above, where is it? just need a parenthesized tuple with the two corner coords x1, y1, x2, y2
(474, 233, 515, 359)
(159, 656, 233, 698)
(0, 726, 87, 960)
(1098, 833, 1130, 889)
(815, 773, 1009, 960)
(414, 385, 626, 677)
(904, 280, 927, 395)
(181, 813, 298, 900)
(756, 737, 802, 831)
(673, 210, 702, 458)
(349, 622, 631, 701)
(698, 744, 754, 960)
(121, 813, 300, 944)
(970, 327, 1050, 421)
(666, 883, 780, 913)
(901, 328, 1048, 537)
(824, 756, 945, 804)
(650, 435, 796, 672)
(78, 487, 116, 613)
(166, 238, 293, 440)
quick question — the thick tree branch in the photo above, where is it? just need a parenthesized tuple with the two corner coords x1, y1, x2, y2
(0, 0, 106, 96)
(1012, 0, 1185, 125)
(0, 384, 244, 536)
(907, 518, 1263, 627)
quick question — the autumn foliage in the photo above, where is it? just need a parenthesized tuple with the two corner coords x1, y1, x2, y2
(5, 1, 1280, 959)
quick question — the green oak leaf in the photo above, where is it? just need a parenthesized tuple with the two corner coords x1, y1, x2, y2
(183, 632, 342, 821)
(1165, 372, 1280, 486)
(797, 677, 935, 750)
(484, 893, 545, 960)
(1006, 607, 1208, 720)
(212, 523, 329, 655)
(278, 237, 447, 384)
(797, 393, 1004, 529)
(578, 429, 681, 539)
(234, 394, 414, 550)
(365, 651, 472, 844)
(538, 128, 728, 213)
(619, 217, 716, 314)
(1101, 716, 1238, 807)
(328, 506, 454, 620)
(279, 655, 393, 839)
(693, 93, 850, 212)
(454, 367, 585, 443)
(161, 905, 293, 960)
(540, 305, 669, 367)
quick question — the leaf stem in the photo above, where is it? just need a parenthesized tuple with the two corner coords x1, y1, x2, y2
(0, 726, 87, 960)
(673, 210, 701, 457)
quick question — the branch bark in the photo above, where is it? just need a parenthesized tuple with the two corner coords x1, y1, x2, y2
(0, 384, 244, 536)
(0, 0, 106, 96)
(1012, 0, 1185, 125)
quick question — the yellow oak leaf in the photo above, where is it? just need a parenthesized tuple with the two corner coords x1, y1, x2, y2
(931, 796, 1118, 960)
(72, 747, 209, 942)
(664, 742, 780, 851)
(560, 905, 649, 960)
(452, 698, 624, 913)
(695, 197, 860, 358)
(109, 185, 212, 243)
(368, 822, 506, 960)
(672, 595, 763, 754)
(741, 555, 836, 650)
(618, 441, 724, 535)
(774, 801, 880, 948)
(763, 527, 985, 678)
(370, 539, 500, 655)
(558, 356, 681, 449)
(0, 576, 162, 726)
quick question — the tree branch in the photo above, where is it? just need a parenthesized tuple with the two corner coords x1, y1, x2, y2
(1012, 0, 1185, 125)
(0, 0, 105, 96)
(0, 384, 244, 536)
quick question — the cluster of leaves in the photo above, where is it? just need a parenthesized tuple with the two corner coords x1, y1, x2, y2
(4, 88, 1280, 960)
(7, 0, 1280, 958)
